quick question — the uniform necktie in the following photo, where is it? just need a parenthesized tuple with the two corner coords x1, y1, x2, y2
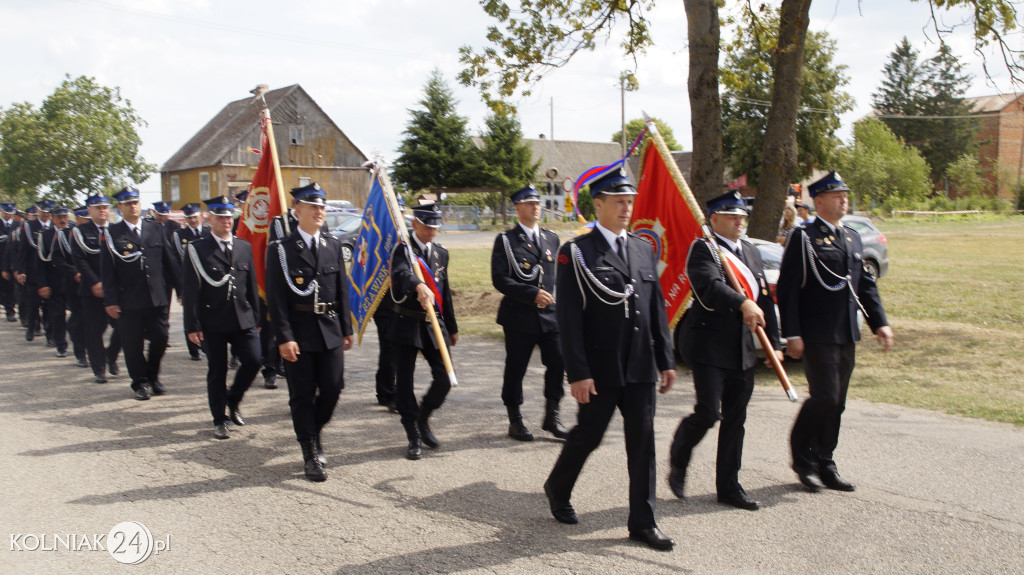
(222, 240, 232, 260)
(617, 236, 628, 267)
(134, 224, 141, 241)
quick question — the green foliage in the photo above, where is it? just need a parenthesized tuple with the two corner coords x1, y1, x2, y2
(0, 102, 48, 201)
(392, 70, 477, 192)
(575, 186, 595, 220)
(872, 38, 978, 181)
(458, 0, 655, 106)
(469, 106, 540, 217)
(946, 154, 987, 196)
(720, 6, 853, 186)
(612, 117, 681, 151)
(0, 75, 153, 204)
(838, 118, 932, 210)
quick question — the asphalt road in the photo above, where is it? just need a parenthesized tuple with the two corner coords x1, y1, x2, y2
(1, 307, 1022, 573)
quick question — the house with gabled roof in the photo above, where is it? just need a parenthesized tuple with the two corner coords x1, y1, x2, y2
(160, 84, 370, 208)
(965, 93, 1024, 200)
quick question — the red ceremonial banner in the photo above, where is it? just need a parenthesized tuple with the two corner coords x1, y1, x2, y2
(631, 139, 705, 329)
(236, 113, 283, 297)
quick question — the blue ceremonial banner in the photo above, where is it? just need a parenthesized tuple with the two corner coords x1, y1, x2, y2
(348, 174, 402, 344)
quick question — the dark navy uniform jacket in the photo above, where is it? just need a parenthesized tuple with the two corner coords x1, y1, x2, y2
(491, 225, 560, 335)
(182, 235, 260, 335)
(555, 228, 673, 388)
(172, 224, 210, 258)
(265, 230, 352, 352)
(777, 220, 888, 344)
(677, 236, 781, 371)
(70, 221, 107, 298)
(388, 239, 457, 349)
(34, 226, 79, 295)
(102, 220, 182, 311)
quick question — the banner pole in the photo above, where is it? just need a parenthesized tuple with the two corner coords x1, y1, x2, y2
(262, 108, 291, 236)
(375, 168, 458, 387)
(643, 116, 795, 401)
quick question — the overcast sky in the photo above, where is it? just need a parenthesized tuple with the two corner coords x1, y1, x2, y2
(1, 0, 1019, 202)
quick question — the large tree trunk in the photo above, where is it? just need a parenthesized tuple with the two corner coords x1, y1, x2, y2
(682, 0, 723, 214)
(748, 0, 813, 240)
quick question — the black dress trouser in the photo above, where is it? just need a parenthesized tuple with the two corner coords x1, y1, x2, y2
(546, 382, 658, 532)
(791, 341, 856, 474)
(283, 346, 345, 443)
(204, 327, 261, 425)
(118, 305, 169, 389)
(670, 362, 755, 495)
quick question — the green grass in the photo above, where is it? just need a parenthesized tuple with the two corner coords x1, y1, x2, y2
(449, 216, 1024, 426)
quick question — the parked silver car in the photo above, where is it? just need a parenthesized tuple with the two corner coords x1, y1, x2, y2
(841, 215, 889, 279)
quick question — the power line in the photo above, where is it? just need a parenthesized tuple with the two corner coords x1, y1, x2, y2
(62, 0, 417, 59)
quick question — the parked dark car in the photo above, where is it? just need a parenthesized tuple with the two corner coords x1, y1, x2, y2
(329, 212, 363, 262)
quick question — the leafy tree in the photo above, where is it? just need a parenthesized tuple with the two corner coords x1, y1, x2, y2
(838, 118, 931, 210)
(873, 39, 977, 182)
(612, 117, 681, 151)
(0, 75, 152, 204)
(392, 70, 477, 192)
(721, 7, 853, 190)
(0, 102, 48, 201)
(459, 0, 1023, 239)
(471, 106, 540, 222)
(945, 153, 987, 196)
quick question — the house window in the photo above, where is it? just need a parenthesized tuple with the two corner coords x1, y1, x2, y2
(289, 125, 304, 146)
(170, 175, 180, 201)
(199, 172, 210, 200)
(299, 177, 310, 187)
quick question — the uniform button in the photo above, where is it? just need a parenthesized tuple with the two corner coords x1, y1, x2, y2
(634, 327, 640, 332)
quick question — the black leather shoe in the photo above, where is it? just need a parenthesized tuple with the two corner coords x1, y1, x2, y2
(134, 384, 152, 401)
(820, 471, 856, 492)
(189, 354, 202, 361)
(718, 489, 759, 510)
(55, 349, 67, 358)
(313, 433, 326, 466)
(793, 464, 825, 492)
(213, 423, 230, 440)
(107, 361, 119, 376)
(25, 329, 34, 341)
(668, 465, 687, 499)
(150, 381, 167, 396)
(5, 314, 15, 322)
(76, 358, 89, 368)
(94, 375, 108, 384)
(46, 338, 56, 347)
(300, 441, 327, 482)
(543, 482, 578, 524)
(508, 420, 534, 442)
(628, 527, 675, 551)
(418, 406, 439, 449)
(228, 405, 245, 426)
(263, 373, 278, 389)
(229, 356, 239, 369)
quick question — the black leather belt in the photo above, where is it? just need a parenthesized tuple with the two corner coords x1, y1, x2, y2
(393, 304, 427, 320)
(292, 302, 337, 314)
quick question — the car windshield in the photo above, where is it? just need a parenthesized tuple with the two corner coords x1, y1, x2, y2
(335, 216, 361, 233)
(843, 219, 873, 236)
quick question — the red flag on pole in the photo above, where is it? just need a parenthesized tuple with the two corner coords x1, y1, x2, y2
(727, 174, 748, 188)
(236, 110, 283, 297)
(630, 127, 706, 329)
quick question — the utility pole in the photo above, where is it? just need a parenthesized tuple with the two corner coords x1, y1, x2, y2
(549, 97, 554, 141)
(620, 76, 626, 155)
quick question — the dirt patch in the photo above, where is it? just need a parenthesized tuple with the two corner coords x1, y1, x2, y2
(453, 290, 502, 316)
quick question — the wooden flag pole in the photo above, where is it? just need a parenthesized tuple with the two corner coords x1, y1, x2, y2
(375, 167, 458, 387)
(643, 117, 796, 401)
(261, 108, 291, 236)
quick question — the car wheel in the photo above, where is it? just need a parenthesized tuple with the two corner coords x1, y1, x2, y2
(342, 244, 353, 262)
(864, 259, 879, 280)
